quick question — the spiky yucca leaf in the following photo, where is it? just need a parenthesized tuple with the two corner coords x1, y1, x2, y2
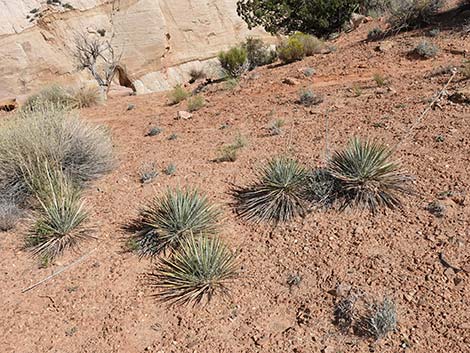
(328, 138, 410, 212)
(26, 164, 89, 259)
(233, 157, 308, 223)
(149, 236, 237, 305)
(136, 189, 219, 256)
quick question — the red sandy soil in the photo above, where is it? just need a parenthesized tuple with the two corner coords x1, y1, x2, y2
(1, 15, 469, 353)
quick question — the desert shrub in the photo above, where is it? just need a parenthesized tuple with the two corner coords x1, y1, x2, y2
(412, 41, 438, 58)
(167, 84, 189, 105)
(218, 46, 248, 78)
(290, 32, 324, 56)
(242, 37, 277, 70)
(187, 95, 205, 112)
(277, 37, 305, 64)
(189, 68, 206, 82)
(460, 60, 470, 79)
(387, 0, 443, 32)
(146, 127, 162, 137)
(134, 188, 220, 256)
(298, 88, 323, 106)
(367, 27, 385, 41)
(215, 133, 247, 162)
(334, 295, 356, 332)
(237, 0, 361, 36)
(373, 73, 388, 87)
(328, 138, 411, 213)
(0, 200, 22, 231)
(139, 162, 158, 184)
(22, 85, 74, 112)
(25, 165, 89, 259)
(267, 118, 285, 136)
(352, 83, 363, 97)
(164, 163, 177, 176)
(0, 105, 114, 203)
(305, 168, 337, 206)
(232, 157, 307, 223)
(360, 297, 397, 340)
(71, 86, 100, 108)
(149, 235, 237, 305)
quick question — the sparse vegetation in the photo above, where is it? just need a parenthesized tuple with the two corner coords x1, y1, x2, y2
(0, 105, 113, 204)
(25, 165, 89, 259)
(187, 95, 205, 112)
(242, 37, 277, 70)
(328, 138, 411, 213)
(267, 119, 285, 136)
(373, 73, 388, 87)
(149, 235, 237, 305)
(139, 162, 158, 184)
(167, 84, 189, 105)
(290, 32, 324, 56)
(134, 188, 219, 256)
(367, 27, 385, 41)
(218, 46, 248, 78)
(352, 83, 363, 97)
(146, 127, 162, 137)
(189, 68, 206, 83)
(232, 157, 307, 223)
(71, 86, 100, 108)
(298, 87, 323, 106)
(215, 133, 247, 162)
(0, 200, 22, 231)
(387, 0, 443, 33)
(303, 68, 315, 77)
(277, 37, 305, 64)
(425, 200, 445, 217)
(412, 41, 438, 59)
(305, 168, 337, 206)
(164, 164, 177, 176)
(361, 297, 397, 340)
(22, 85, 74, 112)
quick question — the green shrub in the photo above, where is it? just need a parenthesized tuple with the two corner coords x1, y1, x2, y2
(187, 95, 205, 112)
(305, 168, 337, 206)
(25, 164, 89, 259)
(215, 133, 247, 162)
(267, 118, 285, 136)
(387, 0, 443, 32)
(298, 87, 323, 106)
(290, 32, 323, 56)
(134, 188, 220, 256)
(373, 73, 388, 87)
(218, 46, 248, 78)
(232, 156, 308, 223)
(361, 297, 397, 340)
(22, 85, 74, 112)
(412, 41, 438, 59)
(328, 138, 411, 213)
(149, 236, 237, 305)
(237, 0, 361, 36)
(242, 37, 277, 69)
(139, 162, 158, 184)
(0, 105, 114, 203)
(277, 37, 305, 64)
(167, 84, 189, 105)
(367, 27, 385, 41)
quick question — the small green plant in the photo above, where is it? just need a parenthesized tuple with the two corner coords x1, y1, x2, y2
(351, 83, 363, 97)
(223, 78, 239, 91)
(305, 168, 337, 206)
(167, 84, 189, 105)
(164, 163, 177, 176)
(277, 37, 305, 64)
(298, 87, 323, 106)
(149, 235, 237, 305)
(425, 200, 445, 217)
(232, 156, 308, 223)
(26, 165, 89, 259)
(139, 162, 158, 184)
(290, 32, 323, 56)
(22, 85, 74, 112)
(412, 41, 438, 59)
(373, 73, 387, 87)
(361, 297, 397, 340)
(303, 68, 315, 77)
(242, 37, 277, 69)
(367, 27, 384, 41)
(146, 127, 162, 137)
(187, 95, 205, 112)
(267, 119, 285, 136)
(215, 133, 247, 162)
(168, 133, 178, 141)
(134, 188, 219, 256)
(218, 46, 248, 78)
(0, 200, 22, 231)
(328, 138, 411, 213)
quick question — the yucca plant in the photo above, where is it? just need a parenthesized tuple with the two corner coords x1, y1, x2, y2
(233, 156, 308, 223)
(149, 235, 237, 305)
(25, 163, 89, 259)
(328, 138, 410, 213)
(135, 188, 219, 256)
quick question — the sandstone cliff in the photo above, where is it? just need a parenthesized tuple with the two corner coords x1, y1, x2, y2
(0, 0, 268, 98)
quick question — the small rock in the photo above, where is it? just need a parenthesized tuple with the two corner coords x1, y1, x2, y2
(176, 111, 192, 120)
(127, 103, 135, 110)
(282, 77, 298, 86)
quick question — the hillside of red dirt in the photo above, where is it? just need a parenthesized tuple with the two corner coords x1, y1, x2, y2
(1, 14, 469, 353)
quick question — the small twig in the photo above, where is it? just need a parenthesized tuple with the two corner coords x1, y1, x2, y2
(22, 248, 97, 293)
(393, 70, 457, 152)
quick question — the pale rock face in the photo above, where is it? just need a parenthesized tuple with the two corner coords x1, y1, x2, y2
(0, 0, 268, 97)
